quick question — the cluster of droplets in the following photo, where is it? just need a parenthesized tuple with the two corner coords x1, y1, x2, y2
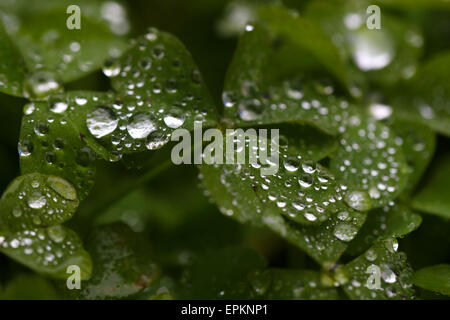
(0, 225, 79, 268)
(97, 28, 216, 155)
(0, 174, 78, 231)
(332, 116, 407, 209)
(343, 239, 414, 299)
(223, 78, 355, 136)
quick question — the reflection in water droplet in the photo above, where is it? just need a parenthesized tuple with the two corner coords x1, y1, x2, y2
(127, 113, 156, 139)
(146, 131, 170, 150)
(86, 107, 118, 138)
(333, 223, 358, 242)
(164, 111, 185, 129)
(27, 192, 46, 209)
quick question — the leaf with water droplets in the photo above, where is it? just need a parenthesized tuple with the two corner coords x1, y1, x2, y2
(0, 21, 26, 97)
(2, 3, 129, 86)
(0, 225, 92, 280)
(251, 269, 340, 299)
(63, 223, 159, 300)
(390, 121, 436, 196)
(199, 137, 367, 266)
(0, 173, 79, 232)
(341, 239, 415, 300)
(346, 203, 422, 256)
(179, 247, 266, 299)
(18, 96, 110, 200)
(411, 154, 450, 220)
(413, 264, 450, 296)
(393, 52, 450, 136)
(223, 23, 353, 131)
(330, 117, 409, 210)
(105, 28, 217, 154)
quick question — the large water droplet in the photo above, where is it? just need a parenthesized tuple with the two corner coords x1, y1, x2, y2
(127, 113, 156, 139)
(333, 223, 358, 242)
(350, 29, 394, 71)
(23, 71, 62, 99)
(86, 107, 118, 138)
(146, 131, 169, 150)
(238, 99, 263, 121)
(27, 192, 47, 209)
(164, 111, 185, 129)
(345, 190, 371, 211)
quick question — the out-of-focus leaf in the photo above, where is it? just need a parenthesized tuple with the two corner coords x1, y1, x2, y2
(413, 264, 450, 296)
(0, 22, 26, 97)
(341, 239, 415, 299)
(179, 247, 266, 299)
(305, 0, 423, 87)
(0, 226, 92, 280)
(411, 154, 450, 219)
(64, 223, 159, 300)
(346, 203, 422, 256)
(394, 53, 450, 136)
(0, 274, 60, 300)
(1, 3, 129, 85)
(0, 173, 79, 232)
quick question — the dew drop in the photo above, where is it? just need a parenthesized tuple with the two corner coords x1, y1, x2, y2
(86, 107, 118, 138)
(127, 113, 156, 139)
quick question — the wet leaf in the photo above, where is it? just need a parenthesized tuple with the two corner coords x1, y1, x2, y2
(305, 0, 423, 87)
(107, 28, 217, 154)
(413, 264, 450, 296)
(251, 269, 340, 299)
(341, 239, 415, 300)
(0, 22, 26, 97)
(64, 223, 159, 300)
(330, 117, 409, 210)
(393, 52, 450, 136)
(1, 3, 128, 85)
(391, 121, 436, 196)
(411, 154, 450, 219)
(0, 173, 78, 232)
(346, 203, 422, 256)
(0, 225, 92, 280)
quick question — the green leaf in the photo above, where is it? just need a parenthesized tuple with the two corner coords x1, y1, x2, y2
(106, 28, 217, 154)
(0, 22, 26, 97)
(329, 117, 409, 210)
(305, 0, 423, 87)
(18, 97, 106, 200)
(393, 52, 450, 136)
(0, 173, 79, 232)
(199, 137, 367, 266)
(179, 246, 266, 299)
(65, 223, 159, 300)
(0, 274, 60, 300)
(411, 154, 450, 219)
(2, 4, 129, 85)
(251, 269, 340, 299)
(258, 5, 349, 88)
(0, 225, 92, 280)
(413, 264, 450, 296)
(222, 24, 353, 132)
(346, 203, 422, 256)
(391, 121, 436, 196)
(341, 239, 415, 300)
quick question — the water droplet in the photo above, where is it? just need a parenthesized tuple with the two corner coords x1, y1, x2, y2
(102, 58, 121, 77)
(298, 174, 313, 188)
(18, 140, 34, 157)
(47, 176, 77, 201)
(238, 99, 263, 121)
(27, 192, 47, 209)
(333, 223, 358, 242)
(164, 111, 185, 129)
(50, 100, 68, 113)
(47, 225, 66, 243)
(350, 29, 394, 71)
(345, 191, 371, 211)
(86, 107, 118, 138)
(146, 132, 169, 150)
(23, 71, 62, 99)
(284, 157, 300, 172)
(127, 113, 156, 139)
(222, 91, 237, 108)
(369, 103, 392, 120)
(381, 269, 397, 283)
